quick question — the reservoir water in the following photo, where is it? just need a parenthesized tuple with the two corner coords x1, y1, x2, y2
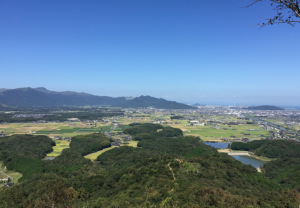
(43, 156, 56, 160)
(231, 155, 265, 169)
(204, 142, 265, 169)
(204, 142, 230, 149)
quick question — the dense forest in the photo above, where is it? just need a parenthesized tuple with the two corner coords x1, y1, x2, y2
(0, 134, 55, 163)
(1, 124, 300, 207)
(231, 140, 300, 158)
(232, 140, 300, 191)
(69, 133, 112, 156)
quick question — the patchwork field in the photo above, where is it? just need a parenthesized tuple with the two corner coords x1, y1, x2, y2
(0, 122, 114, 137)
(168, 123, 270, 141)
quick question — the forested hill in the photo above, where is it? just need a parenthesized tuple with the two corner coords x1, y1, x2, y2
(245, 105, 284, 110)
(0, 87, 195, 109)
(231, 140, 300, 190)
(1, 125, 300, 207)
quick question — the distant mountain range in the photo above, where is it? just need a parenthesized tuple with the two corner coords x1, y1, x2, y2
(245, 105, 284, 110)
(193, 103, 206, 106)
(0, 87, 196, 109)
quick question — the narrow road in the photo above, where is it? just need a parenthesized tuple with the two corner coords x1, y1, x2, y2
(0, 170, 13, 181)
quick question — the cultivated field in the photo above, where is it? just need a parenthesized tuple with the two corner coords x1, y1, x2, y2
(46, 140, 70, 157)
(84, 146, 117, 161)
(0, 122, 114, 137)
(169, 123, 270, 141)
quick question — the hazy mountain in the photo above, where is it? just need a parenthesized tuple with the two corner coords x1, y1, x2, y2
(0, 88, 8, 92)
(0, 87, 195, 109)
(122, 95, 195, 109)
(193, 103, 206, 106)
(246, 105, 284, 110)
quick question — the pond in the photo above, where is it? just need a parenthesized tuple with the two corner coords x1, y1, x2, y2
(231, 155, 265, 169)
(43, 156, 56, 160)
(204, 142, 230, 149)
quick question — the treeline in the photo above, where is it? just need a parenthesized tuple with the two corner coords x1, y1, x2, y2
(170, 115, 184, 119)
(0, 134, 55, 181)
(232, 139, 300, 190)
(0, 111, 123, 123)
(123, 123, 164, 135)
(69, 133, 112, 156)
(96, 146, 159, 171)
(231, 140, 300, 158)
(0, 134, 55, 163)
(1, 125, 300, 207)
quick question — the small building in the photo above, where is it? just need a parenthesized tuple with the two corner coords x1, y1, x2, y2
(4, 182, 14, 188)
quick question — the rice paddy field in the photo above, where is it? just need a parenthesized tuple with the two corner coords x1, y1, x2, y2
(84, 146, 118, 161)
(84, 141, 138, 161)
(0, 122, 114, 137)
(46, 140, 70, 157)
(169, 123, 270, 141)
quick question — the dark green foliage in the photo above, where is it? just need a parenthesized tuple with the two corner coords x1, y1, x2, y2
(231, 140, 267, 152)
(6, 157, 45, 182)
(133, 133, 155, 141)
(231, 140, 300, 158)
(2, 125, 300, 207)
(263, 157, 300, 190)
(155, 126, 183, 137)
(184, 146, 208, 159)
(0, 173, 77, 208)
(170, 116, 184, 119)
(45, 149, 92, 177)
(69, 133, 112, 156)
(96, 146, 159, 170)
(138, 135, 207, 156)
(123, 123, 164, 135)
(0, 134, 55, 163)
(232, 139, 300, 190)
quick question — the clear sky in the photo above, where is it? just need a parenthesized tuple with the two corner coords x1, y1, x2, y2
(1, 0, 299, 106)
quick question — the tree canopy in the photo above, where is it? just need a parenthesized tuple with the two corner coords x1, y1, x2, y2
(245, 0, 300, 26)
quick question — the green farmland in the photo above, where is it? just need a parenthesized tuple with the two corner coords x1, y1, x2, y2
(46, 140, 70, 157)
(183, 124, 271, 141)
(34, 125, 113, 137)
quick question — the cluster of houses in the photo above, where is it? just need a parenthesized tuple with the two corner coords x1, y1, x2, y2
(0, 131, 6, 137)
(111, 139, 122, 146)
(189, 120, 205, 126)
(53, 136, 72, 142)
(12, 114, 50, 118)
(0, 177, 14, 188)
(110, 135, 133, 146)
(221, 137, 252, 142)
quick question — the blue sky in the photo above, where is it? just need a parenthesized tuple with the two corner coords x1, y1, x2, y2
(1, 0, 299, 106)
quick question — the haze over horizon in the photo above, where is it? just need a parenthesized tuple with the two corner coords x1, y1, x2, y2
(1, 0, 299, 106)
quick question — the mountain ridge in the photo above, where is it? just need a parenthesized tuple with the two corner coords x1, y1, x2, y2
(0, 87, 195, 109)
(245, 105, 284, 110)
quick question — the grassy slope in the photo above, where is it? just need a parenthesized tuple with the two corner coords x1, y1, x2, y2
(47, 140, 70, 157)
(84, 146, 117, 161)
(0, 161, 22, 187)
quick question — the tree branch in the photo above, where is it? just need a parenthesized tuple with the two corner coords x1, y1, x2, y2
(243, 0, 300, 26)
